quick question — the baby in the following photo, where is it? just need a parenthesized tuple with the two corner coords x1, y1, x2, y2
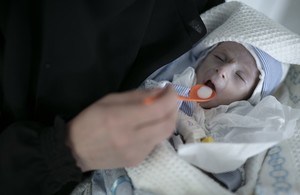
(171, 41, 283, 143)
(142, 40, 283, 191)
(144, 40, 283, 144)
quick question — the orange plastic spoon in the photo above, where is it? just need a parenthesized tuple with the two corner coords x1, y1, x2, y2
(177, 84, 216, 102)
(143, 84, 216, 105)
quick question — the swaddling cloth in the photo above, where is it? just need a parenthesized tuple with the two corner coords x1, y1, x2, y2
(143, 67, 245, 191)
(176, 110, 207, 143)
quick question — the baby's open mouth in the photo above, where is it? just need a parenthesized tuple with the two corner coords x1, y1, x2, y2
(205, 80, 216, 91)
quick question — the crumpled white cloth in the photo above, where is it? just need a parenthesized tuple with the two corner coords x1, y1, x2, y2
(178, 95, 299, 173)
(253, 65, 300, 195)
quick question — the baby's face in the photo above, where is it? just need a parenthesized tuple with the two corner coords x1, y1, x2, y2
(196, 41, 259, 108)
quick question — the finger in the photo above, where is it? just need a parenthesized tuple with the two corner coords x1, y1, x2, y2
(119, 111, 177, 167)
(133, 86, 178, 125)
(134, 105, 178, 145)
(95, 86, 178, 134)
(99, 86, 178, 127)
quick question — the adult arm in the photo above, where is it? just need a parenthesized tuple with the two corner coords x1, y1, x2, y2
(196, 0, 225, 13)
(0, 87, 178, 195)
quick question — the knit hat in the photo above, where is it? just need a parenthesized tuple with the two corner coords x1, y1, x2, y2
(242, 43, 283, 104)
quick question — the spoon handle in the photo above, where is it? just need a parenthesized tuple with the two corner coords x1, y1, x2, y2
(177, 95, 212, 102)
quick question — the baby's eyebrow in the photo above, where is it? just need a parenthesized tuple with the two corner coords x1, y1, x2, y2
(213, 50, 228, 59)
(218, 48, 233, 58)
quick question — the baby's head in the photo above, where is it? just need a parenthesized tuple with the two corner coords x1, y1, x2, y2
(195, 41, 283, 108)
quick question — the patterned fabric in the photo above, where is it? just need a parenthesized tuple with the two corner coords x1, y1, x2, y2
(172, 84, 195, 116)
(255, 65, 300, 194)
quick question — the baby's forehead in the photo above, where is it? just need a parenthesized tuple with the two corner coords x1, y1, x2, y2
(214, 42, 250, 55)
(213, 42, 259, 70)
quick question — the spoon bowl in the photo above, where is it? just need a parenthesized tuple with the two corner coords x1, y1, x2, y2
(178, 84, 216, 102)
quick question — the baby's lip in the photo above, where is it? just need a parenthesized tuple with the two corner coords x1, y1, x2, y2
(204, 80, 216, 91)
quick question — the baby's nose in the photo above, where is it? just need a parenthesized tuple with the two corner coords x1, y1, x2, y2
(216, 63, 234, 79)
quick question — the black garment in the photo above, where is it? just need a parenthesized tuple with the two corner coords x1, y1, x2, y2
(0, 0, 224, 194)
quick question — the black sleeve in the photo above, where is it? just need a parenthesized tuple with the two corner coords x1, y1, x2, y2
(0, 2, 81, 193)
(0, 0, 225, 194)
(195, 0, 225, 14)
(0, 4, 4, 125)
(0, 117, 82, 195)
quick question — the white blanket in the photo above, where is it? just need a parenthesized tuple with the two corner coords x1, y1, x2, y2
(255, 65, 300, 194)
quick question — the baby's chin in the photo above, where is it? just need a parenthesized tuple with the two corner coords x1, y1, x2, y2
(199, 96, 233, 109)
(199, 101, 218, 109)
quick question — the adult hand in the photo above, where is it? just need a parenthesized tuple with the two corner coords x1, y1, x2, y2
(66, 86, 178, 171)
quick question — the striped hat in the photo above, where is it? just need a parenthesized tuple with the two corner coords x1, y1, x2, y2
(242, 43, 283, 104)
